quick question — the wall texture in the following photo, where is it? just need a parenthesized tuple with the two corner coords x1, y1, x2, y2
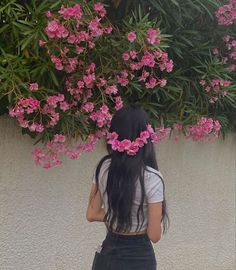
(0, 116, 235, 270)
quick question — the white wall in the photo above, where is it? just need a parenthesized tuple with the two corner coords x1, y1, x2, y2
(0, 115, 235, 270)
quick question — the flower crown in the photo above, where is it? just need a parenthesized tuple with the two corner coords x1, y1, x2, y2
(106, 124, 159, 155)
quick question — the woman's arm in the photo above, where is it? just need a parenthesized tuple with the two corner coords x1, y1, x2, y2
(86, 183, 105, 222)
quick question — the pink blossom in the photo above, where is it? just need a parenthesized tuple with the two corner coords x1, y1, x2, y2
(104, 85, 118, 95)
(127, 32, 137, 42)
(159, 78, 167, 87)
(89, 17, 103, 37)
(29, 83, 38, 91)
(104, 26, 113, 34)
(141, 51, 156, 67)
(46, 11, 53, 18)
(59, 4, 83, 20)
(76, 46, 84, 54)
(114, 96, 123, 111)
(53, 134, 66, 143)
(127, 142, 139, 155)
(45, 19, 69, 38)
(51, 55, 63, 70)
(221, 90, 228, 97)
(82, 102, 94, 112)
(130, 62, 143, 70)
(107, 132, 118, 143)
(199, 80, 206, 86)
(140, 131, 150, 143)
(83, 73, 96, 88)
(60, 101, 70, 111)
(147, 28, 160, 45)
(187, 117, 221, 142)
(117, 76, 129, 86)
(173, 123, 183, 130)
(94, 3, 107, 17)
(39, 40, 47, 47)
(97, 78, 107, 87)
(88, 41, 95, 49)
(145, 77, 158, 89)
(86, 63, 96, 73)
(122, 52, 130, 61)
(139, 70, 150, 82)
(118, 139, 132, 151)
(129, 51, 137, 59)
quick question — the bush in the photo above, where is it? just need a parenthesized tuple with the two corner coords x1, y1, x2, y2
(0, 0, 235, 168)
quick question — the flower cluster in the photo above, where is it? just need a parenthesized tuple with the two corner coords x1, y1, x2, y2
(121, 30, 173, 90)
(9, 92, 71, 133)
(199, 79, 231, 103)
(106, 124, 170, 155)
(186, 117, 221, 142)
(213, 35, 236, 72)
(32, 130, 106, 168)
(215, 0, 236, 26)
(8, 1, 226, 169)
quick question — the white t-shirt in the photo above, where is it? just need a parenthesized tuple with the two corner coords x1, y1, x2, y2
(92, 158, 164, 232)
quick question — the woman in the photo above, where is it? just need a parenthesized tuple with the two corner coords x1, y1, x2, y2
(86, 104, 169, 270)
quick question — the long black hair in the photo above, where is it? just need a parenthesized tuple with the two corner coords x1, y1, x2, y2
(93, 104, 170, 234)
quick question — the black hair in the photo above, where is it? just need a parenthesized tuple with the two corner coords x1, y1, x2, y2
(93, 104, 170, 234)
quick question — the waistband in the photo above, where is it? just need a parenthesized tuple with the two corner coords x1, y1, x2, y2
(105, 229, 149, 242)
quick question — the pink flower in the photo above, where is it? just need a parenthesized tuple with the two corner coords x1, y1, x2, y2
(118, 139, 132, 152)
(39, 40, 47, 47)
(51, 55, 63, 70)
(53, 134, 66, 143)
(117, 76, 129, 86)
(159, 79, 167, 87)
(82, 102, 94, 112)
(141, 51, 155, 67)
(199, 80, 206, 86)
(97, 78, 107, 87)
(46, 11, 53, 18)
(107, 132, 118, 143)
(45, 19, 69, 39)
(104, 85, 118, 95)
(140, 131, 150, 143)
(221, 90, 228, 97)
(59, 4, 83, 20)
(212, 48, 219, 55)
(29, 83, 38, 91)
(114, 96, 123, 111)
(83, 73, 95, 88)
(60, 101, 70, 111)
(35, 123, 44, 132)
(76, 46, 84, 54)
(139, 70, 150, 82)
(147, 28, 160, 45)
(145, 77, 158, 89)
(94, 3, 107, 17)
(104, 26, 113, 34)
(129, 50, 137, 59)
(127, 142, 139, 155)
(127, 32, 137, 42)
(122, 52, 130, 61)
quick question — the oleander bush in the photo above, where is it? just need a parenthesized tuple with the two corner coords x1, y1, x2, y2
(0, 0, 235, 168)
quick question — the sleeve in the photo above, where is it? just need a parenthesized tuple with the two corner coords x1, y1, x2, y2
(146, 172, 164, 203)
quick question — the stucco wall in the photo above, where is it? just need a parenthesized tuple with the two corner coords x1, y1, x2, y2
(0, 115, 235, 270)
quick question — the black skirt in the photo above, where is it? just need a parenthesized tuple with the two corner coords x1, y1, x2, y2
(91, 230, 157, 270)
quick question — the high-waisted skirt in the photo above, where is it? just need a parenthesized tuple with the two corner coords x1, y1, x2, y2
(91, 230, 157, 270)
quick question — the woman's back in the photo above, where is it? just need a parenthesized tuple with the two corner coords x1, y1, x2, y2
(93, 158, 164, 233)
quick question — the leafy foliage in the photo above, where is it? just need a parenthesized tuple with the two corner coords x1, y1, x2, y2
(0, 0, 235, 167)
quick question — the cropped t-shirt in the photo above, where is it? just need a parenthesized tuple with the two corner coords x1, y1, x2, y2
(92, 158, 164, 232)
